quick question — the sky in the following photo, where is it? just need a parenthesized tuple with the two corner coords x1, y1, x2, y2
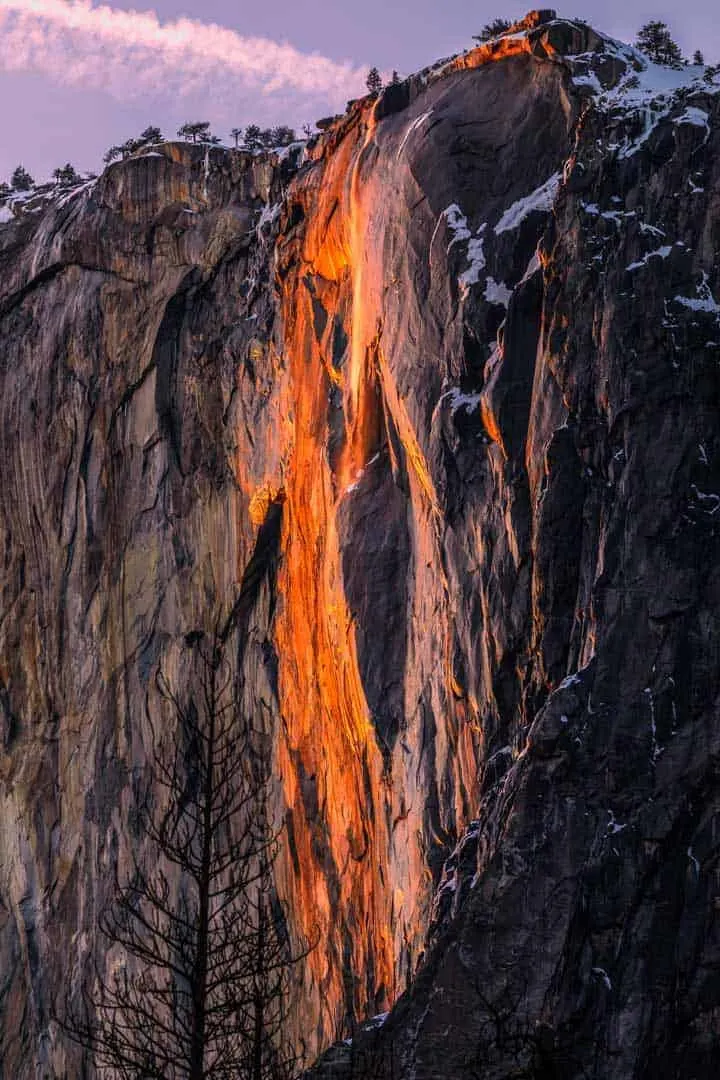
(1, 0, 718, 182)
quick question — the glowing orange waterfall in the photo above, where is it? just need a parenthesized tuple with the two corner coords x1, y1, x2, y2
(272, 105, 395, 1039)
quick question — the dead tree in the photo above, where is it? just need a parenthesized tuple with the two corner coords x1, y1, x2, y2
(65, 633, 308, 1079)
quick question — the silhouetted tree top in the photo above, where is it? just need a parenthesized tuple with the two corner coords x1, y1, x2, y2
(139, 125, 163, 144)
(177, 120, 213, 143)
(52, 163, 82, 186)
(11, 165, 34, 191)
(473, 18, 512, 42)
(366, 66, 382, 94)
(241, 125, 297, 152)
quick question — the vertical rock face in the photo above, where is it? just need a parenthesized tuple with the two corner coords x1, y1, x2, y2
(0, 143, 293, 1075)
(2, 14, 720, 1077)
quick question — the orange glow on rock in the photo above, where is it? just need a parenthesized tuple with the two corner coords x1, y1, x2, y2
(272, 101, 395, 1040)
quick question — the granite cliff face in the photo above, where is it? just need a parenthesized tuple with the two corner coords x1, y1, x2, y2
(2, 12, 720, 1078)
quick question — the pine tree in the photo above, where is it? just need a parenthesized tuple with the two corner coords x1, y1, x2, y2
(366, 66, 383, 94)
(177, 121, 213, 143)
(473, 18, 512, 42)
(390, 70, 401, 84)
(269, 125, 296, 147)
(11, 165, 34, 191)
(693, 49, 705, 66)
(52, 163, 82, 186)
(138, 126, 163, 145)
(230, 127, 243, 148)
(243, 125, 264, 152)
(0, 181, 11, 205)
(635, 21, 685, 68)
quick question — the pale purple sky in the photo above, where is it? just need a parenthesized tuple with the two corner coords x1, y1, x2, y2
(1, 0, 718, 182)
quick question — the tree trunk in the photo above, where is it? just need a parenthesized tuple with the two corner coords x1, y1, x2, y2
(189, 693, 216, 1080)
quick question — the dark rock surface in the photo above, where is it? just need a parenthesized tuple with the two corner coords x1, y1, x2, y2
(1, 15, 720, 1079)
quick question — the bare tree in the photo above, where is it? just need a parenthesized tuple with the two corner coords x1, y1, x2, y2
(65, 633, 309, 1079)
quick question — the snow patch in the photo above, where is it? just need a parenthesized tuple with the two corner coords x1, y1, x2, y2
(53, 178, 96, 209)
(674, 274, 720, 315)
(639, 222, 666, 238)
(626, 244, 674, 271)
(607, 810, 627, 835)
(256, 200, 281, 240)
(459, 228, 486, 296)
(495, 172, 561, 235)
(674, 106, 710, 132)
(592, 967, 613, 991)
(484, 276, 512, 308)
(438, 203, 471, 251)
(436, 205, 487, 297)
(442, 388, 481, 415)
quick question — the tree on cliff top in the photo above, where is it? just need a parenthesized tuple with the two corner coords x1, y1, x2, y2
(52, 163, 82, 186)
(177, 121, 213, 143)
(64, 633, 311, 1079)
(473, 18, 512, 42)
(11, 165, 34, 191)
(635, 21, 684, 67)
(366, 66, 382, 94)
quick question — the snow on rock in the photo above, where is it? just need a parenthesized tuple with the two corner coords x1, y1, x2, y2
(674, 106, 710, 131)
(573, 45, 718, 161)
(0, 205, 14, 225)
(495, 172, 561, 234)
(674, 274, 720, 315)
(256, 200, 281, 240)
(439, 203, 471, 251)
(54, 179, 97, 210)
(626, 244, 675, 272)
(459, 226, 487, 296)
(639, 222, 666, 238)
(484, 276, 513, 308)
(435, 205, 487, 298)
(443, 388, 482, 415)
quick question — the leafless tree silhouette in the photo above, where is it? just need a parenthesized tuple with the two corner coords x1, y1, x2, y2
(65, 632, 310, 1080)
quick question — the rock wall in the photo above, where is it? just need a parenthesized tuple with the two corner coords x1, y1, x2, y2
(2, 12, 720, 1078)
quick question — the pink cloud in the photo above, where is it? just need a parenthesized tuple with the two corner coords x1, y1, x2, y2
(0, 0, 367, 114)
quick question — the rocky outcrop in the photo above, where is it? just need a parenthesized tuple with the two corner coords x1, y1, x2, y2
(2, 12, 720, 1078)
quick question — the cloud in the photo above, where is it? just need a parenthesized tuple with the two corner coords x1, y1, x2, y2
(0, 0, 367, 123)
